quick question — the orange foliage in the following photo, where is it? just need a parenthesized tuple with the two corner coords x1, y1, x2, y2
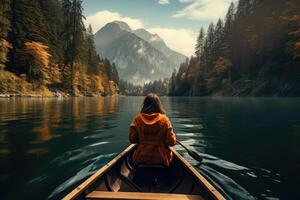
(281, 1, 300, 59)
(23, 41, 51, 82)
(214, 57, 232, 76)
(0, 39, 12, 69)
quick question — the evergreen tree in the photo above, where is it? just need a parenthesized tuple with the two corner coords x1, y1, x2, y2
(195, 27, 205, 58)
(0, 0, 120, 96)
(169, 71, 176, 95)
(169, 0, 300, 96)
(203, 22, 215, 70)
(40, 0, 64, 64)
(86, 24, 99, 74)
(10, 0, 49, 75)
(214, 19, 224, 59)
(236, 0, 253, 18)
(62, 0, 87, 94)
(223, 2, 235, 58)
(62, 0, 73, 67)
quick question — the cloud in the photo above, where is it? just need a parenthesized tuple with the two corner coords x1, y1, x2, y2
(158, 0, 170, 5)
(147, 27, 197, 56)
(173, 0, 236, 22)
(85, 10, 144, 33)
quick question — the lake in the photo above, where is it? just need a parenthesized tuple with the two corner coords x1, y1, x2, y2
(0, 96, 299, 200)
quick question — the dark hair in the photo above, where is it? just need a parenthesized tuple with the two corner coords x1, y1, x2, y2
(141, 93, 166, 114)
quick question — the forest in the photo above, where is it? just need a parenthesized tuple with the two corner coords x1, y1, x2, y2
(169, 0, 300, 96)
(0, 0, 119, 97)
(1, 0, 299, 97)
(119, 79, 169, 96)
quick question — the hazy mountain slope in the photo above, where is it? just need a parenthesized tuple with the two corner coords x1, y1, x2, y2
(94, 21, 187, 84)
(133, 29, 187, 65)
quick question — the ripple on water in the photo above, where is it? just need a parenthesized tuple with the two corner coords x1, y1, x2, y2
(48, 152, 116, 200)
(199, 165, 256, 200)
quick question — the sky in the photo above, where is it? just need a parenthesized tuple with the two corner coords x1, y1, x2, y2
(82, 0, 237, 57)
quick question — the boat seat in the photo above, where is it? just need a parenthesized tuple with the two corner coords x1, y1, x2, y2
(136, 164, 166, 168)
(133, 164, 171, 186)
(86, 191, 204, 200)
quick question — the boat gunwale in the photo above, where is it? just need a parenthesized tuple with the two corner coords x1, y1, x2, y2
(62, 144, 136, 200)
(63, 144, 226, 200)
(170, 148, 226, 200)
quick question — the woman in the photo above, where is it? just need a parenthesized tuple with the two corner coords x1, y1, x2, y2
(129, 93, 176, 167)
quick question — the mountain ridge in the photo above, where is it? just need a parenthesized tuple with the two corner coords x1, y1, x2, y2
(94, 21, 187, 84)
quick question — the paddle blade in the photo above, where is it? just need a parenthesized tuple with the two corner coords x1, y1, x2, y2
(176, 140, 204, 164)
(189, 150, 203, 163)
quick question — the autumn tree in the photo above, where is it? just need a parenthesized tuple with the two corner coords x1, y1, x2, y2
(169, 0, 300, 96)
(9, 0, 48, 73)
(0, 0, 11, 39)
(0, 0, 120, 96)
(23, 41, 51, 83)
(215, 57, 232, 80)
(0, 39, 11, 69)
(281, 0, 300, 59)
(0, 0, 11, 69)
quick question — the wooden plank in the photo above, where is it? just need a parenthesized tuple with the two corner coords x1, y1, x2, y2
(171, 148, 226, 200)
(63, 144, 136, 200)
(86, 191, 204, 200)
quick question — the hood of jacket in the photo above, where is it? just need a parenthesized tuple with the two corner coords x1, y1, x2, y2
(138, 113, 164, 125)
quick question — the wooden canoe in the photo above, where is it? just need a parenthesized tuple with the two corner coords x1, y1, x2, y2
(63, 144, 226, 200)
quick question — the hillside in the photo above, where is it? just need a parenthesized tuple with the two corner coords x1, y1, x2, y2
(169, 0, 300, 97)
(0, 0, 119, 97)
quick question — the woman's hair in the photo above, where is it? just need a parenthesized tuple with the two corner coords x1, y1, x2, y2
(141, 93, 166, 114)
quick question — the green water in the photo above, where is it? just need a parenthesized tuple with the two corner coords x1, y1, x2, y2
(0, 97, 299, 200)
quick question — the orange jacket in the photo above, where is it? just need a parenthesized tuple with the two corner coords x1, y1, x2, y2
(129, 113, 176, 167)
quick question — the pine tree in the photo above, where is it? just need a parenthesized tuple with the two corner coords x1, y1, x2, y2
(168, 71, 176, 95)
(86, 24, 99, 74)
(223, 2, 235, 58)
(236, 0, 253, 18)
(40, 0, 64, 64)
(70, 0, 86, 63)
(195, 27, 205, 58)
(62, 0, 73, 67)
(10, 0, 49, 74)
(214, 19, 224, 59)
(62, 0, 87, 94)
(203, 22, 215, 70)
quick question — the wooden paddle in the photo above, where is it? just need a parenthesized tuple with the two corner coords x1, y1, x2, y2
(176, 140, 203, 163)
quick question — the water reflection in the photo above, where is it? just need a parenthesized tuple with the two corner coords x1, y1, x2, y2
(1, 97, 300, 200)
(0, 97, 119, 200)
(167, 97, 300, 200)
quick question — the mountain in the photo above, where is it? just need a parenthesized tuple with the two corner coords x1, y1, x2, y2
(133, 29, 187, 66)
(94, 21, 187, 84)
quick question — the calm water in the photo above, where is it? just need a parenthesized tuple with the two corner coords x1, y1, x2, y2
(0, 97, 300, 200)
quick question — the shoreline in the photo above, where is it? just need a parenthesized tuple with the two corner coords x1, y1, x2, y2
(0, 93, 119, 98)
